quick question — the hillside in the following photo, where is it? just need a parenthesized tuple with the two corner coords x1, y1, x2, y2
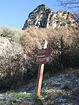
(0, 69, 79, 105)
(0, 4, 79, 105)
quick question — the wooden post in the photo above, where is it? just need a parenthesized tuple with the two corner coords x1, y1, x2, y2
(35, 40, 48, 97)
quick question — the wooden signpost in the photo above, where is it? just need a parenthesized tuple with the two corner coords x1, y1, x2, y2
(35, 40, 52, 97)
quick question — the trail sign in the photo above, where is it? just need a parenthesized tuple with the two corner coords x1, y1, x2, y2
(37, 48, 52, 56)
(35, 40, 53, 97)
(36, 56, 47, 64)
(36, 56, 52, 64)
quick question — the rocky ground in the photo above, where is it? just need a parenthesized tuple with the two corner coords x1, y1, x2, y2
(0, 68, 79, 105)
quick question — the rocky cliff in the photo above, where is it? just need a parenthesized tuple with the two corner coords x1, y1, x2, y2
(22, 4, 78, 30)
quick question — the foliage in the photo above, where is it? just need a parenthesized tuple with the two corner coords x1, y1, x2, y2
(58, 0, 79, 9)
(0, 26, 79, 90)
(0, 26, 25, 42)
(33, 96, 43, 105)
(0, 54, 27, 91)
(21, 27, 79, 74)
(72, 69, 79, 78)
(57, 0, 79, 21)
(11, 92, 31, 98)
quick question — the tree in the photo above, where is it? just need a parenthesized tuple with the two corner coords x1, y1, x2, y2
(58, 0, 79, 9)
(58, 0, 79, 21)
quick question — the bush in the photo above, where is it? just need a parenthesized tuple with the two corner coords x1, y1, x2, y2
(0, 26, 25, 42)
(0, 54, 27, 91)
(21, 27, 79, 74)
(0, 26, 79, 90)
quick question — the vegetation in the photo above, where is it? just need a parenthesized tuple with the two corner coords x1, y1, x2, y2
(21, 27, 79, 72)
(0, 26, 25, 42)
(0, 25, 79, 90)
(0, 26, 26, 91)
(58, 0, 79, 9)
(11, 92, 31, 98)
(0, 68, 79, 105)
(33, 96, 43, 105)
(58, 0, 79, 21)
(0, 55, 27, 91)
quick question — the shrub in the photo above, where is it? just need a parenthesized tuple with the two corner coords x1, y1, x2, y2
(0, 26, 79, 90)
(0, 26, 25, 42)
(0, 54, 27, 91)
(21, 27, 79, 74)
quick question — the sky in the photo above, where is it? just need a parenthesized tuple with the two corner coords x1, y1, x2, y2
(0, 0, 68, 29)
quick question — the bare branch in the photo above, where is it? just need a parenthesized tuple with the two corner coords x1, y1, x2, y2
(68, 6, 79, 9)
(58, 0, 79, 9)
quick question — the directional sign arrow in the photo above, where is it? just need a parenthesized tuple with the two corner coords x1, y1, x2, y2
(37, 48, 52, 56)
(36, 56, 53, 64)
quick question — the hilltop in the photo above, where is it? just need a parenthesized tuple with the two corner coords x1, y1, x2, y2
(22, 4, 78, 29)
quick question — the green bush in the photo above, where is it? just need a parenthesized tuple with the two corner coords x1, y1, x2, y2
(0, 26, 25, 42)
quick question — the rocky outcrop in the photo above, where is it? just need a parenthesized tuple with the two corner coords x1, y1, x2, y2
(22, 4, 78, 29)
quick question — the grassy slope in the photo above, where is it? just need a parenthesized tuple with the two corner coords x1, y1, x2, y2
(0, 68, 79, 105)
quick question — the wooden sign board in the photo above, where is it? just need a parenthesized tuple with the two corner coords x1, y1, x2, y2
(37, 48, 52, 56)
(37, 55, 46, 58)
(36, 61, 47, 64)
(47, 57, 53, 64)
(36, 57, 47, 64)
(36, 56, 53, 64)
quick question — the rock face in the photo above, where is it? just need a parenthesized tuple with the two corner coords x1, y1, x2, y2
(22, 4, 77, 29)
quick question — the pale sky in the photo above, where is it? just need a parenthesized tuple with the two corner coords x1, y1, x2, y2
(0, 0, 68, 29)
